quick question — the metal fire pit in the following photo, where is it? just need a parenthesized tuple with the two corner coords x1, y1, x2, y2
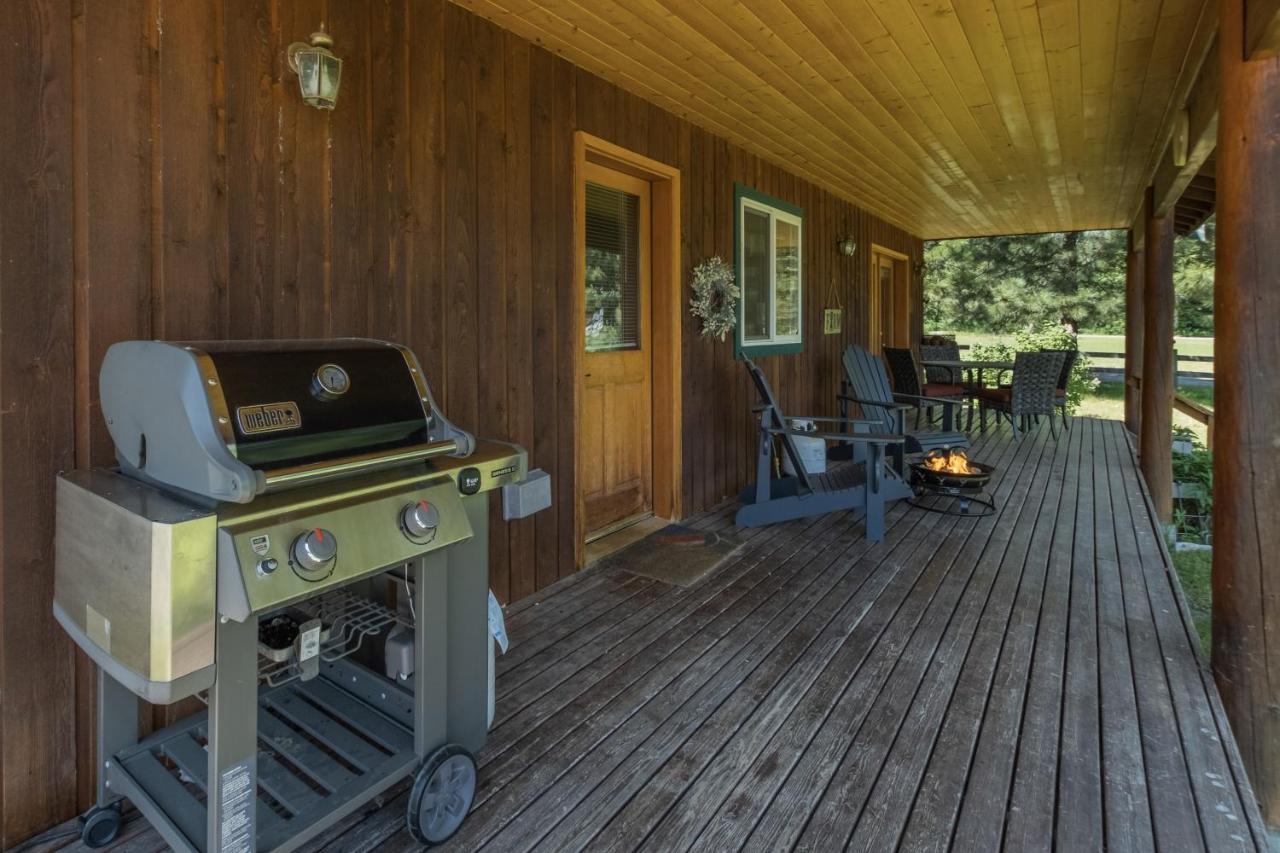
(908, 454, 997, 517)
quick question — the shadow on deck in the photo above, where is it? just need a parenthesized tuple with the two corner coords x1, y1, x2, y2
(52, 418, 1266, 852)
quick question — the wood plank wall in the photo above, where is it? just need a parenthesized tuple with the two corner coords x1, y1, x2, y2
(0, 0, 921, 842)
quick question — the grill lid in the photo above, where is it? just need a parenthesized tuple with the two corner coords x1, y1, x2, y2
(100, 338, 473, 503)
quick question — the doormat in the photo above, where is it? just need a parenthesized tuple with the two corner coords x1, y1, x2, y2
(610, 524, 743, 588)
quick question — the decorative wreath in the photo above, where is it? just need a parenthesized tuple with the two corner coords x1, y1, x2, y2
(689, 256, 740, 342)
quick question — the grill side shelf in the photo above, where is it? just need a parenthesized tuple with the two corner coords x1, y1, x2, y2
(113, 668, 416, 852)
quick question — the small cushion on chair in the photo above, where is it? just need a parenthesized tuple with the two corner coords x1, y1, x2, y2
(977, 387, 1012, 403)
(922, 383, 965, 398)
(1055, 388, 1067, 398)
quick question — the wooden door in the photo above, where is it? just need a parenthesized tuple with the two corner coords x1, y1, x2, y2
(871, 249, 910, 350)
(580, 162, 653, 537)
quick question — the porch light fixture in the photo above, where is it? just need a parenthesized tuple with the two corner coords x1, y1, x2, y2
(836, 236, 857, 257)
(287, 28, 342, 110)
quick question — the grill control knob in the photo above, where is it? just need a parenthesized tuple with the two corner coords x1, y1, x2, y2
(292, 528, 337, 578)
(401, 499, 439, 543)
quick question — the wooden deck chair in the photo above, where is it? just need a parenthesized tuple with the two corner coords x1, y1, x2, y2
(736, 358, 911, 541)
(839, 345, 969, 474)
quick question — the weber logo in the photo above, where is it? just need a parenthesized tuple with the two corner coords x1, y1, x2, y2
(236, 402, 302, 435)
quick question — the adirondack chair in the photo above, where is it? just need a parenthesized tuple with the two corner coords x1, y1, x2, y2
(838, 345, 969, 475)
(736, 359, 912, 541)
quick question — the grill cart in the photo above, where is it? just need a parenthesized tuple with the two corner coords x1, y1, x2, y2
(53, 339, 549, 851)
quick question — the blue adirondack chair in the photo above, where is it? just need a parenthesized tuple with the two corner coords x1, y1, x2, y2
(838, 344, 969, 475)
(736, 358, 912, 541)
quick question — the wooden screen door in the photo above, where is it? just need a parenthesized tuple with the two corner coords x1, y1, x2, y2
(580, 162, 653, 537)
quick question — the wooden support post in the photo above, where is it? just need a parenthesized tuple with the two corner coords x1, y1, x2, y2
(1139, 187, 1175, 524)
(1124, 232, 1145, 436)
(1213, 0, 1280, 828)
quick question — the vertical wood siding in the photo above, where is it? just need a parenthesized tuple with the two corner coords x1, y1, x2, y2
(0, 0, 921, 842)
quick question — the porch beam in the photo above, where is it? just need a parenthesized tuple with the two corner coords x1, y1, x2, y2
(1153, 36, 1220, 217)
(1247, 0, 1280, 57)
(1213, 0, 1280, 828)
(1139, 186, 1174, 525)
(1124, 232, 1145, 436)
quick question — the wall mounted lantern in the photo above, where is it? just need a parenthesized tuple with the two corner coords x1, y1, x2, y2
(287, 28, 342, 110)
(836, 236, 857, 257)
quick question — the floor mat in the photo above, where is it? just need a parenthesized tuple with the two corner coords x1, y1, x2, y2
(609, 523, 743, 587)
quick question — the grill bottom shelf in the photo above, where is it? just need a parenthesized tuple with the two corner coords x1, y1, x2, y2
(113, 661, 416, 852)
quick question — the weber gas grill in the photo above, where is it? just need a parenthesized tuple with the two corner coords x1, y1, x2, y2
(53, 339, 549, 851)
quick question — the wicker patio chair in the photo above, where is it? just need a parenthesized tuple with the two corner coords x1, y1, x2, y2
(883, 346, 965, 430)
(976, 350, 1068, 439)
(1044, 348, 1080, 432)
(920, 339, 983, 428)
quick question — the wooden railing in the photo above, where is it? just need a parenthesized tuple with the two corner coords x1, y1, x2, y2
(1174, 393, 1215, 447)
(951, 343, 1215, 381)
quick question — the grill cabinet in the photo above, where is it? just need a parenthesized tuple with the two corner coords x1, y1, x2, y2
(54, 339, 547, 851)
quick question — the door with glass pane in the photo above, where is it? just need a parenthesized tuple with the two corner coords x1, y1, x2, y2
(580, 163, 652, 536)
(872, 249, 909, 351)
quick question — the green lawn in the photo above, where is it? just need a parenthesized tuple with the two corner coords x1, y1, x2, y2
(940, 332, 1215, 375)
(1172, 549, 1212, 652)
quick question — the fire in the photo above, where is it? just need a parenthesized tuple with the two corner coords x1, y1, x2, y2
(923, 449, 980, 475)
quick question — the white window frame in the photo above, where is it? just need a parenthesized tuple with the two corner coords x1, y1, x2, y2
(737, 195, 803, 351)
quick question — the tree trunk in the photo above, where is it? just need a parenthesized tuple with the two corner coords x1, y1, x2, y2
(1212, 0, 1280, 828)
(1140, 187, 1175, 525)
(1124, 232, 1145, 435)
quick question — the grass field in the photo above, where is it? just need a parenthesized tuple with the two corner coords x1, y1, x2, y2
(938, 332, 1215, 375)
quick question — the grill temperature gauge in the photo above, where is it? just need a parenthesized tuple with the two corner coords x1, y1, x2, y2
(400, 499, 439, 544)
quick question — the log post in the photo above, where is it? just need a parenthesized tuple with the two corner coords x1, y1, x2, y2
(1213, 0, 1280, 828)
(1139, 186, 1175, 524)
(1124, 231, 1145, 436)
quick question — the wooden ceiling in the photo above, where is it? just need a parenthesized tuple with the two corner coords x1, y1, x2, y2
(452, 0, 1216, 239)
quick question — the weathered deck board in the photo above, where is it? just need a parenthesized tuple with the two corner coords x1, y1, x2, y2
(57, 419, 1265, 853)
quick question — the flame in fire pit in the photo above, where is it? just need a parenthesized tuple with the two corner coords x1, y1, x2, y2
(923, 449, 981, 475)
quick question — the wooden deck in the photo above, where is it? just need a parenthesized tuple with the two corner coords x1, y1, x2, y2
(48, 418, 1265, 853)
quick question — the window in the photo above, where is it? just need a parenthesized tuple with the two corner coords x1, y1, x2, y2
(584, 182, 642, 352)
(735, 184, 803, 356)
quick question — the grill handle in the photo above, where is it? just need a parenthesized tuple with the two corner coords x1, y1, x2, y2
(259, 439, 461, 494)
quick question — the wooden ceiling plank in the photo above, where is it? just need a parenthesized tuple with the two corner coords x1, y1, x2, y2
(1116, 0, 1216, 228)
(1153, 34, 1219, 216)
(452, 0, 1224, 239)
(907, 0, 1050, 232)
(736, 0, 986, 220)
(1246, 0, 1280, 58)
(991, 0, 1073, 227)
(546, 0, 936, 225)
(859, 0, 1035, 232)
(652, 0, 963, 221)
(457, 0, 925, 228)
(951, 0, 1057, 232)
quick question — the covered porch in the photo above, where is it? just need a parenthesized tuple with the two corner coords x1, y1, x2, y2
(49, 418, 1265, 852)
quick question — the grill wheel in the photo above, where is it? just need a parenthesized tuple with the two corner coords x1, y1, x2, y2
(407, 743, 477, 845)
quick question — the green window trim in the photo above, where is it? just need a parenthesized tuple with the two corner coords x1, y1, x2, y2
(733, 183, 804, 359)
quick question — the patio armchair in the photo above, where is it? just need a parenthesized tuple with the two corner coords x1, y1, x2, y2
(976, 350, 1067, 439)
(838, 344, 969, 476)
(736, 358, 912, 541)
(920, 339, 984, 426)
(882, 346, 965, 431)
(1044, 348, 1080, 431)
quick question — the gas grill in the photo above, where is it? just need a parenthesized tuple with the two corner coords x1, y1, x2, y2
(53, 339, 549, 851)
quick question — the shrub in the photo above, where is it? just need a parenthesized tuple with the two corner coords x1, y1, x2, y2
(966, 321, 1098, 413)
